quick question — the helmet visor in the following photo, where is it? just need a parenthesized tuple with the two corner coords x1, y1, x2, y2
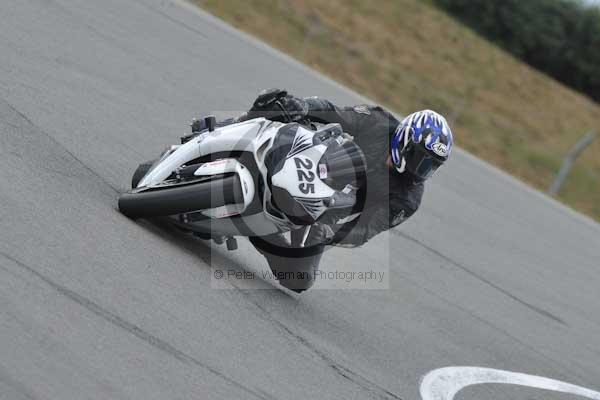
(402, 143, 443, 179)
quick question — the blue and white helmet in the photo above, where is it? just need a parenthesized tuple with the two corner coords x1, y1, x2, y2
(390, 109, 453, 180)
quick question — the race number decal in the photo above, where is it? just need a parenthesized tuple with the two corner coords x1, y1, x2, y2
(294, 156, 315, 194)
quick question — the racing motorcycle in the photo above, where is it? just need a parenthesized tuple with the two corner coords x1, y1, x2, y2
(118, 115, 366, 287)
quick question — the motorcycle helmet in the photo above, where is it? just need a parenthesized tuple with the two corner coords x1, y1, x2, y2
(390, 109, 453, 180)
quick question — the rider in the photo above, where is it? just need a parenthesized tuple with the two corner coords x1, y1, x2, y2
(196, 88, 454, 291)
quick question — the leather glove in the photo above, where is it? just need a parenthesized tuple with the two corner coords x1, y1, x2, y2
(247, 88, 308, 122)
(251, 88, 288, 109)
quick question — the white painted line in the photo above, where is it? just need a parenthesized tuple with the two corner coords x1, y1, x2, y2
(421, 367, 600, 400)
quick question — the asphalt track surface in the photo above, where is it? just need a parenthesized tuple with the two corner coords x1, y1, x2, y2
(1, 1, 600, 399)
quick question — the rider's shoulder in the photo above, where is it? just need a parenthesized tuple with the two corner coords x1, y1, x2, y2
(353, 104, 398, 122)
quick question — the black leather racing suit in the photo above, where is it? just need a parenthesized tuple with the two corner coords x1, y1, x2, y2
(298, 97, 424, 246)
(245, 96, 424, 291)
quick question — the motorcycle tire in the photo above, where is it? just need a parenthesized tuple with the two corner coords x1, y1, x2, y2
(118, 174, 242, 219)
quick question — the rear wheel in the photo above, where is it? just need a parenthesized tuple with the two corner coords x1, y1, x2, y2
(250, 235, 324, 293)
(264, 253, 320, 293)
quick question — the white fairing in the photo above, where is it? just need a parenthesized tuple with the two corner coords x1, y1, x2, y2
(138, 118, 270, 188)
(193, 158, 254, 218)
(136, 118, 288, 236)
(270, 126, 336, 221)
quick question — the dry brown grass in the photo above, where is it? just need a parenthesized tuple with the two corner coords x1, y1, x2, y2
(196, 0, 600, 221)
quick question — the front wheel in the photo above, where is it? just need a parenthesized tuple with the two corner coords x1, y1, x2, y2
(118, 174, 242, 219)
